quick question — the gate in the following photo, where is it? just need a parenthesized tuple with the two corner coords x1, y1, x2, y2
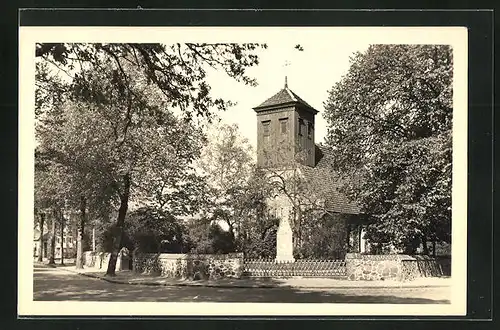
(243, 259, 346, 278)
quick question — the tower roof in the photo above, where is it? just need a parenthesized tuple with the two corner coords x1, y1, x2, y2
(253, 86, 319, 114)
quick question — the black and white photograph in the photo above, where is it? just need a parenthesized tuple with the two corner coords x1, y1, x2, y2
(18, 26, 468, 316)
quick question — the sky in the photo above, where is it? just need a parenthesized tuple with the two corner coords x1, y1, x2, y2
(204, 40, 371, 151)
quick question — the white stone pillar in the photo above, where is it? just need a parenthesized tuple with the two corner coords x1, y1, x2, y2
(360, 227, 367, 253)
(275, 209, 295, 262)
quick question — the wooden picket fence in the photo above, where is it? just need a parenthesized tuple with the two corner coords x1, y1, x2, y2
(242, 259, 347, 278)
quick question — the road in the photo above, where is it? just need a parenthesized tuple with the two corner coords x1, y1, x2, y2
(33, 265, 450, 304)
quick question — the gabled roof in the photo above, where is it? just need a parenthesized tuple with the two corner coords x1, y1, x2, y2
(253, 87, 318, 114)
(298, 145, 361, 215)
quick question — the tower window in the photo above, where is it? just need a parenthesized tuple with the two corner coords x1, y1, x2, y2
(279, 118, 288, 134)
(262, 120, 271, 136)
(298, 119, 305, 136)
(308, 122, 313, 139)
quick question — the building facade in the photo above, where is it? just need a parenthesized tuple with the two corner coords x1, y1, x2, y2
(33, 222, 76, 259)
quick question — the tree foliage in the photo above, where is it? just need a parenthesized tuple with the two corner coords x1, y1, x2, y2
(197, 123, 255, 237)
(35, 43, 266, 121)
(236, 169, 279, 258)
(35, 42, 266, 274)
(294, 213, 349, 259)
(121, 207, 189, 254)
(36, 80, 201, 272)
(323, 45, 452, 253)
(186, 221, 237, 255)
(186, 123, 280, 257)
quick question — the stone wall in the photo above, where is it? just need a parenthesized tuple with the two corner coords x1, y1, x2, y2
(83, 251, 109, 269)
(82, 251, 130, 271)
(133, 252, 244, 280)
(346, 253, 450, 281)
(401, 255, 451, 280)
(346, 253, 404, 280)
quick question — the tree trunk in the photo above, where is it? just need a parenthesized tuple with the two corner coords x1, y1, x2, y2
(60, 211, 65, 265)
(74, 226, 78, 259)
(106, 174, 131, 276)
(37, 213, 45, 262)
(432, 240, 437, 257)
(48, 214, 56, 265)
(75, 197, 86, 269)
(346, 224, 351, 252)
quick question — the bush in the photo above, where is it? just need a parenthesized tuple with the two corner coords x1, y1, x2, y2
(186, 221, 236, 254)
(294, 213, 348, 259)
(93, 207, 192, 254)
(241, 228, 277, 259)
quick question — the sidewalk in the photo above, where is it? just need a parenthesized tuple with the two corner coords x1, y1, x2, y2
(35, 262, 451, 289)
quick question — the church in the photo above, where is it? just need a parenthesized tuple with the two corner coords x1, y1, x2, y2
(252, 80, 370, 261)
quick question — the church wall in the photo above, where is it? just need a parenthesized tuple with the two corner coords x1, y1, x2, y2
(256, 106, 296, 168)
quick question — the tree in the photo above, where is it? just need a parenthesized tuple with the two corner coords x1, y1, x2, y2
(35, 154, 84, 268)
(48, 213, 56, 265)
(187, 123, 284, 257)
(59, 210, 65, 265)
(35, 213, 45, 262)
(294, 212, 349, 260)
(323, 45, 452, 253)
(35, 43, 266, 121)
(236, 168, 280, 258)
(37, 95, 199, 273)
(186, 220, 237, 255)
(197, 123, 255, 240)
(35, 61, 96, 268)
(36, 43, 266, 275)
(34, 151, 65, 264)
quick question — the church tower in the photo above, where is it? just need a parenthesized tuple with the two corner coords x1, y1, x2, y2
(253, 80, 319, 169)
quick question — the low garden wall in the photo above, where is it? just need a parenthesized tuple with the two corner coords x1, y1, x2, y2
(82, 251, 130, 271)
(83, 251, 109, 269)
(84, 250, 449, 281)
(401, 255, 451, 280)
(345, 253, 451, 281)
(133, 252, 244, 280)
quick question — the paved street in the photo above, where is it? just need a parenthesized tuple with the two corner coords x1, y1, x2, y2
(33, 265, 450, 304)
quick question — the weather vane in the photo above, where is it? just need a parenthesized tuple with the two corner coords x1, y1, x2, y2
(283, 60, 291, 88)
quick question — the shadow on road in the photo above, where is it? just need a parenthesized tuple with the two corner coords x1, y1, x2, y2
(33, 266, 450, 304)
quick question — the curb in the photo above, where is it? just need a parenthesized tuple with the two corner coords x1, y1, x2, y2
(49, 266, 449, 290)
(75, 271, 279, 288)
